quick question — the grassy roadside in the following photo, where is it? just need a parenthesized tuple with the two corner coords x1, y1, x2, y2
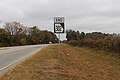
(0, 44, 120, 80)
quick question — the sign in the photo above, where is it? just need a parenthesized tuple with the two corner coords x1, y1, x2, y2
(53, 17, 65, 64)
(54, 17, 64, 23)
(54, 17, 65, 33)
(54, 23, 64, 33)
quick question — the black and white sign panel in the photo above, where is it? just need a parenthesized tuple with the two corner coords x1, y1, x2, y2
(54, 23, 64, 33)
(54, 17, 64, 23)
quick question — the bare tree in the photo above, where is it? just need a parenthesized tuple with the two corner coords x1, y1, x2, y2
(3, 22, 25, 35)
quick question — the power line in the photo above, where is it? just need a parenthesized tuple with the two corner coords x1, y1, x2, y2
(89, 0, 104, 16)
(80, 0, 104, 30)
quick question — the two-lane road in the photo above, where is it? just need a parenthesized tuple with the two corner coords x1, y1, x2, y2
(0, 44, 48, 75)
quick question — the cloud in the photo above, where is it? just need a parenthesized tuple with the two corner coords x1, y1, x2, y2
(0, 0, 120, 40)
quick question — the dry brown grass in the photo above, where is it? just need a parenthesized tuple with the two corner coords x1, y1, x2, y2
(0, 44, 120, 80)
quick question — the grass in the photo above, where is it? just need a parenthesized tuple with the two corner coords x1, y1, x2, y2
(0, 44, 120, 80)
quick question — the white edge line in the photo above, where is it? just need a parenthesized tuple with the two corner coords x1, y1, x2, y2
(0, 46, 45, 71)
(0, 54, 28, 71)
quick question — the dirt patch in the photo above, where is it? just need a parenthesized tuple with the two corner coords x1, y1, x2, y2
(0, 44, 120, 80)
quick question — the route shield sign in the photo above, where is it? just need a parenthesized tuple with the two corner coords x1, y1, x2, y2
(54, 23, 64, 33)
(54, 17, 65, 33)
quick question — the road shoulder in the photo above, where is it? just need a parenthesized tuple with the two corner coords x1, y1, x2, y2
(0, 44, 120, 80)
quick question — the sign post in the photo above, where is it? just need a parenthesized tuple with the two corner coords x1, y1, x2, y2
(54, 17, 65, 64)
(58, 33, 60, 64)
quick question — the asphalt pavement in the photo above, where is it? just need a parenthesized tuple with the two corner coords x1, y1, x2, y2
(0, 44, 48, 75)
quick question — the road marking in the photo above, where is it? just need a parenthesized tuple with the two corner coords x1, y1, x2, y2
(0, 46, 44, 71)
(0, 53, 29, 71)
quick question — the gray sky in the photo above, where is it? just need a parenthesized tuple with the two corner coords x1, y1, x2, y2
(0, 0, 120, 40)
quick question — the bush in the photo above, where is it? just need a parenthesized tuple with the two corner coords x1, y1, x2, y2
(68, 40, 79, 46)
(68, 36, 120, 53)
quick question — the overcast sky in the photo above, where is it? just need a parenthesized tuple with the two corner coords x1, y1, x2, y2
(0, 0, 120, 40)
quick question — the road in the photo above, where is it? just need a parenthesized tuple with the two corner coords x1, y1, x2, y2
(0, 44, 48, 75)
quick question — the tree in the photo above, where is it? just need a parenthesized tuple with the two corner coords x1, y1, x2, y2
(39, 30, 58, 44)
(29, 26, 41, 44)
(0, 28, 11, 46)
(79, 32, 85, 40)
(4, 22, 25, 35)
(0, 21, 58, 46)
(3, 22, 27, 45)
(66, 29, 80, 41)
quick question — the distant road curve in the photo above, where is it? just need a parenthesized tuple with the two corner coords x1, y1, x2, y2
(0, 44, 48, 75)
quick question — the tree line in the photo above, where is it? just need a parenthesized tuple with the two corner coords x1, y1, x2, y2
(66, 29, 120, 53)
(0, 21, 58, 47)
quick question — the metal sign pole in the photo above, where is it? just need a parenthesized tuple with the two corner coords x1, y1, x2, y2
(58, 33, 60, 64)
(54, 17, 65, 64)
